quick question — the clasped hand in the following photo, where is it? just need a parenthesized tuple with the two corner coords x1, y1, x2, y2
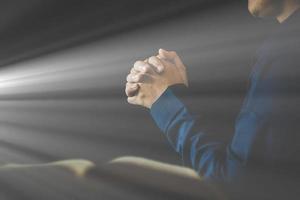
(125, 49, 188, 108)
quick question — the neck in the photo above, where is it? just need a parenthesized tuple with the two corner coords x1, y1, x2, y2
(277, 0, 300, 23)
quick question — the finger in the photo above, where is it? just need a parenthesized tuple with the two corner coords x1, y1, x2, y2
(130, 67, 139, 74)
(127, 96, 142, 106)
(148, 56, 164, 74)
(156, 54, 169, 66)
(133, 60, 154, 74)
(159, 48, 183, 66)
(127, 96, 137, 105)
(125, 83, 139, 97)
(126, 73, 150, 83)
(156, 54, 163, 60)
(126, 74, 135, 83)
(158, 48, 176, 60)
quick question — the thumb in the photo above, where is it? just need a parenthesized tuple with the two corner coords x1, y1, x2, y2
(159, 48, 183, 67)
(158, 48, 176, 60)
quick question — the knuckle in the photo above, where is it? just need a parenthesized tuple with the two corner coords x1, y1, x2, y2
(148, 57, 157, 65)
(134, 60, 144, 68)
(143, 65, 151, 73)
(125, 84, 131, 91)
(126, 74, 132, 81)
(125, 90, 130, 97)
(127, 97, 135, 104)
(149, 56, 156, 61)
(134, 62, 148, 73)
(125, 88, 132, 97)
(129, 87, 138, 96)
(130, 67, 136, 74)
(149, 56, 159, 65)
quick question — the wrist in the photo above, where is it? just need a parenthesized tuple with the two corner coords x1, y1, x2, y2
(168, 79, 188, 88)
(147, 85, 168, 109)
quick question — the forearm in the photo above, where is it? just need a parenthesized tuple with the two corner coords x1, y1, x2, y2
(150, 88, 243, 181)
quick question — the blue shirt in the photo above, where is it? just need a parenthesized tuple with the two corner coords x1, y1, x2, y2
(150, 11, 300, 181)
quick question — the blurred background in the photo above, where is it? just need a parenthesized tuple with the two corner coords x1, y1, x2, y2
(0, 0, 277, 199)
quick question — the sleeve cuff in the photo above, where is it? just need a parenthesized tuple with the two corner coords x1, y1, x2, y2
(150, 88, 185, 132)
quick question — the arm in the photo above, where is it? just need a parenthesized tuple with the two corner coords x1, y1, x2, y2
(150, 88, 244, 181)
(125, 49, 247, 181)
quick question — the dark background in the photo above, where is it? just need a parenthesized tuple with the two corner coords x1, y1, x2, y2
(0, 1, 277, 198)
(0, 0, 267, 67)
(0, 0, 276, 164)
(0, 0, 276, 163)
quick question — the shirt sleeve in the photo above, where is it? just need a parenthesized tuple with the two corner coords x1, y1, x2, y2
(150, 87, 244, 181)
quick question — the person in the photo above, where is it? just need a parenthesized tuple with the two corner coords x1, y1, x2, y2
(125, 0, 300, 185)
